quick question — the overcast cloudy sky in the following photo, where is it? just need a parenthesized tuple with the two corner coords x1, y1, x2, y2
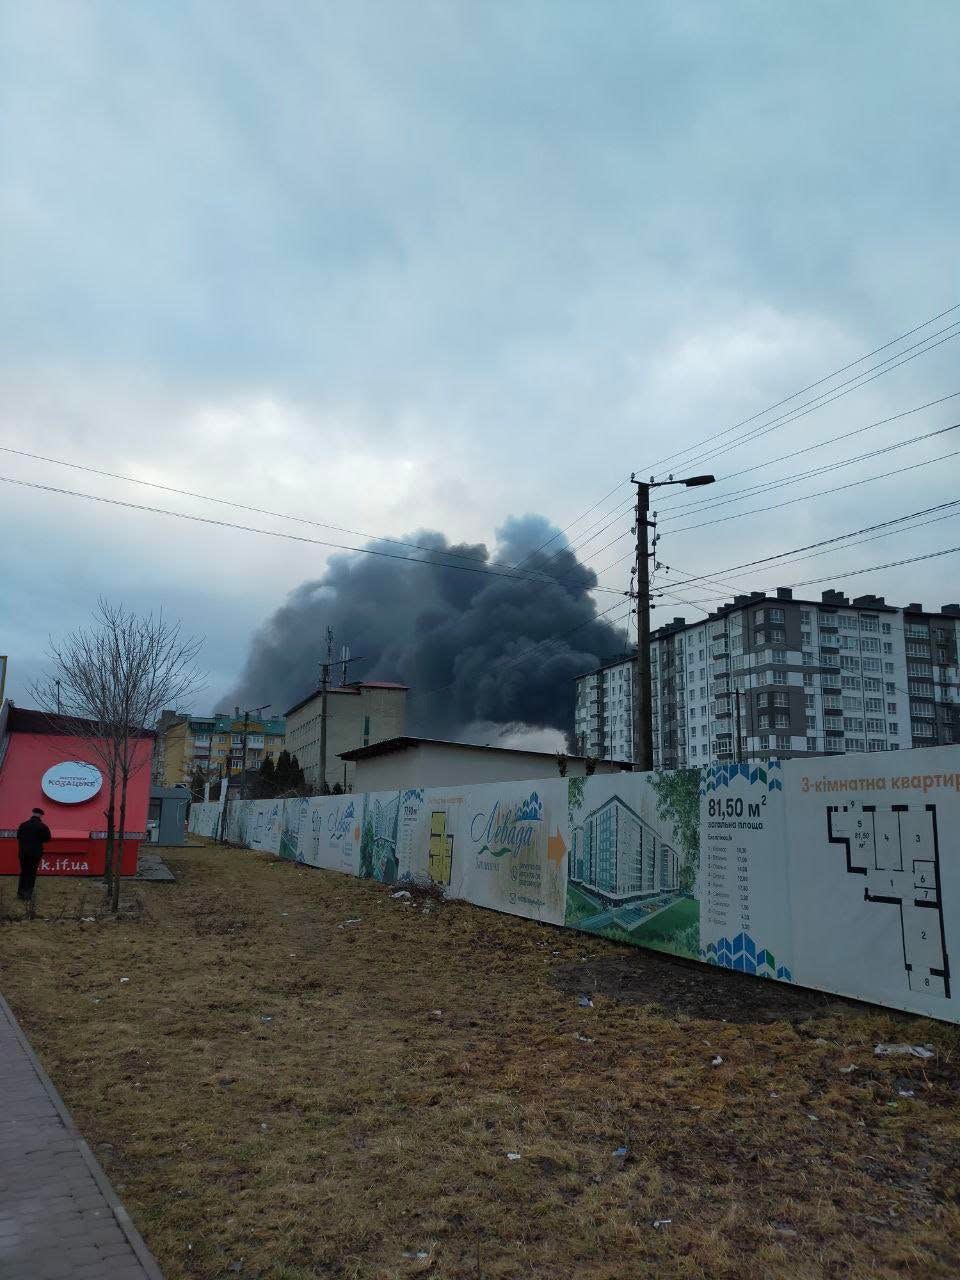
(2, 2, 958, 712)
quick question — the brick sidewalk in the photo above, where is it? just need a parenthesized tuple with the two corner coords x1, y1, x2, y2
(0, 992, 163, 1280)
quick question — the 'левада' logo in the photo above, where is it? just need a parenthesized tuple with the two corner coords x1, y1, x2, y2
(471, 791, 543, 857)
(40, 760, 103, 805)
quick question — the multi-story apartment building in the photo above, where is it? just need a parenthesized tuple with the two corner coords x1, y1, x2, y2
(575, 588, 960, 766)
(573, 655, 636, 760)
(284, 680, 408, 792)
(159, 711, 286, 786)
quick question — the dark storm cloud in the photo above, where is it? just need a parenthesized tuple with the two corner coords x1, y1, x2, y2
(229, 516, 629, 739)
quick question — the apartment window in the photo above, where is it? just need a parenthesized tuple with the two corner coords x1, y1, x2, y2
(861, 638, 880, 653)
(754, 609, 765, 624)
(887, 702, 897, 714)
(863, 678, 882, 692)
(865, 697, 883, 713)
(822, 654, 840, 667)
(907, 662, 932, 676)
(803, 672, 813, 687)
(860, 618, 879, 634)
(755, 631, 766, 646)
(866, 718, 885, 733)
(840, 656, 860, 671)
(909, 680, 934, 696)
(823, 695, 842, 709)
(806, 715, 816, 729)
(770, 629, 785, 643)
(862, 658, 881, 672)
(844, 717, 864, 732)
(801, 610, 811, 622)
(840, 675, 859, 689)
(775, 714, 789, 728)
(690, 744, 697, 756)
(867, 739, 886, 752)
(846, 738, 864, 751)
(842, 696, 862, 711)
(776, 736, 790, 751)
(231, 734, 242, 745)
(774, 691, 789, 707)
(882, 622, 892, 634)
(806, 736, 817, 751)
(889, 722, 898, 736)
(838, 615, 857, 631)
(758, 714, 769, 729)
(883, 642, 893, 654)
(772, 670, 788, 685)
(912, 720, 934, 736)
(884, 663, 895, 674)
(804, 693, 815, 709)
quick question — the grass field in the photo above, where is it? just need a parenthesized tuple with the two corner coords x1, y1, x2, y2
(1, 842, 959, 1280)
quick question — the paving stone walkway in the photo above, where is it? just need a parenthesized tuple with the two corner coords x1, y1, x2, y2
(0, 992, 163, 1279)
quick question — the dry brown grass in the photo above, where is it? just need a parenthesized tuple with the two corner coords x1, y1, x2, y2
(1, 842, 959, 1280)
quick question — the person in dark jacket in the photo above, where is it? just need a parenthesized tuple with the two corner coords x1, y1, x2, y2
(17, 808, 52, 900)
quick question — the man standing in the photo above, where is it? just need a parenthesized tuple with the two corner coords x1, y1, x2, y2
(17, 807, 52, 900)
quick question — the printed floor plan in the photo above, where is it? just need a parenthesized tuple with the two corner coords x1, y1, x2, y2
(827, 803, 950, 999)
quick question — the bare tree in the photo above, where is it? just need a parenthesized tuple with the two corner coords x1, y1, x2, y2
(33, 600, 203, 911)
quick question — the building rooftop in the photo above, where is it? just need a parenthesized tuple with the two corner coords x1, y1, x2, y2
(339, 734, 633, 767)
(284, 681, 409, 717)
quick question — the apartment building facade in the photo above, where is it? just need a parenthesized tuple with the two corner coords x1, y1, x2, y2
(575, 588, 960, 767)
(573, 655, 636, 761)
(159, 711, 286, 786)
(284, 680, 408, 792)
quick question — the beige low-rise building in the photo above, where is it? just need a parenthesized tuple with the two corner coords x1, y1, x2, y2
(339, 735, 631, 792)
(284, 681, 408, 792)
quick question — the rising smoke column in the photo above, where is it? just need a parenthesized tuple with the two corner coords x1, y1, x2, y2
(229, 515, 629, 741)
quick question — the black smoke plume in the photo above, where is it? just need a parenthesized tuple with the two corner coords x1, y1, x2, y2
(229, 515, 630, 744)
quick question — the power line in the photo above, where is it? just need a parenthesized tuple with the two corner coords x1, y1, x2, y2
(656, 420, 960, 519)
(643, 543, 960, 614)
(640, 304, 960, 476)
(596, 495, 960, 587)
(0, 473, 630, 595)
(656, 391, 960, 514)
(660, 445, 960, 535)
(664, 508, 960, 600)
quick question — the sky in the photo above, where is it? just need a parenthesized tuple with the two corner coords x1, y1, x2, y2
(1, 2, 959, 726)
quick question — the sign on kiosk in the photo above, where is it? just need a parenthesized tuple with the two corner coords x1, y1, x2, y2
(40, 761, 104, 805)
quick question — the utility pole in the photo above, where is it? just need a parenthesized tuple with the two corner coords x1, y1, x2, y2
(633, 478, 654, 773)
(238, 703, 271, 801)
(319, 627, 334, 795)
(631, 470, 716, 774)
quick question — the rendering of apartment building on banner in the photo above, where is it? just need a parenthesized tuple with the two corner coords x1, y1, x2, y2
(574, 588, 960, 765)
(157, 710, 287, 786)
(569, 793, 679, 903)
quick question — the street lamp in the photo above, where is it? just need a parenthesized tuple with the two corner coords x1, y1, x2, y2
(631, 471, 716, 772)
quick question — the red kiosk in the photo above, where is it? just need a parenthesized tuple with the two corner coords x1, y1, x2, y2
(0, 703, 152, 877)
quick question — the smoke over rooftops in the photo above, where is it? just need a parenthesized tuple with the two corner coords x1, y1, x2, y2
(229, 514, 629, 743)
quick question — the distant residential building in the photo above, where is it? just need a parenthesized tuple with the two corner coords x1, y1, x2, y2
(158, 710, 286, 787)
(285, 681, 408, 792)
(575, 587, 960, 768)
(339, 735, 631, 793)
(573, 655, 636, 761)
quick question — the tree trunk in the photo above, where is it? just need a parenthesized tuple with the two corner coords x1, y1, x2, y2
(112, 787, 126, 914)
(103, 799, 116, 899)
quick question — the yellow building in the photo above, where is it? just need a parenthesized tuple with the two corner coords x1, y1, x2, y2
(158, 711, 286, 787)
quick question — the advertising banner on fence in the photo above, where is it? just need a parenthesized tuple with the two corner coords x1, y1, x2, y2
(445, 779, 568, 924)
(564, 771, 699, 956)
(699, 761, 793, 981)
(194, 745, 960, 1024)
(784, 751, 957, 1021)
